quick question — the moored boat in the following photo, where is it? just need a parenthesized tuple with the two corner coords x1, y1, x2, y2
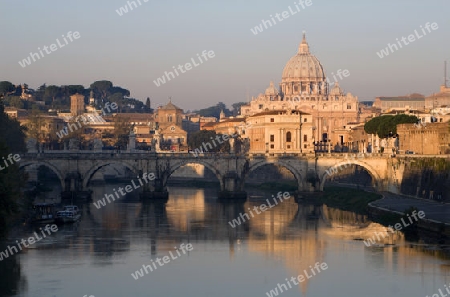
(55, 210, 81, 224)
(32, 203, 57, 224)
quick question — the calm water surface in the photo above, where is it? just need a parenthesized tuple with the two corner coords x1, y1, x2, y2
(2, 186, 450, 297)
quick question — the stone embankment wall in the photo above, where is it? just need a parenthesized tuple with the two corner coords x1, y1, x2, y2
(398, 158, 450, 202)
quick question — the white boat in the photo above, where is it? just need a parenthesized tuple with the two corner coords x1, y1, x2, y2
(55, 210, 81, 224)
(63, 205, 80, 215)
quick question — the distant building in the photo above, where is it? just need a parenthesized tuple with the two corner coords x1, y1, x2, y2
(4, 107, 28, 119)
(425, 85, 450, 109)
(70, 93, 85, 116)
(156, 100, 188, 151)
(246, 110, 313, 154)
(373, 94, 425, 112)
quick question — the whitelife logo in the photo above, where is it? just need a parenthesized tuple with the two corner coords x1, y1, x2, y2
(0, 224, 58, 261)
(93, 172, 156, 209)
(265, 262, 328, 297)
(363, 210, 425, 247)
(153, 50, 215, 87)
(228, 192, 291, 228)
(250, 0, 313, 35)
(55, 102, 117, 139)
(116, 0, 149, 16)
(0, 153, 21, 172)
(131, 243, 193, 280)
(18, 31, 81, 68)
(376, 22, 438, 59)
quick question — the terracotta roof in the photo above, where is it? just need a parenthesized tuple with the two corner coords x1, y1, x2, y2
(220, 118, 245, 123)
(202, 122, 217, 128)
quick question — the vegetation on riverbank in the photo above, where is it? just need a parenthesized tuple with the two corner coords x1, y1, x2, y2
(0, 103, 28, 238)
(315, 186, 382, 214)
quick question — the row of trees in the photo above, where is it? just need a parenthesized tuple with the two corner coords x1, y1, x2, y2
(364, 114, 419, 138)
(0, 80, 153, 114)
(193, 102, 247, 118)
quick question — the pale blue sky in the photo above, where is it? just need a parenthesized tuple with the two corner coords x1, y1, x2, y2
(0, 0, 449, 110)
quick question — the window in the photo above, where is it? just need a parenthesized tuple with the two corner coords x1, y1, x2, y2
(270, 144, 274, 149)
(347, 104, 351, 109)
(304, 135, 307, 142)
(270, 135, 274, 142)
(259, 104, 263, 109)
(287, 145, 291, 149)
(270, 118, 274, 122)
(304, 118, 307, 122)
(286, 132, 292, 142)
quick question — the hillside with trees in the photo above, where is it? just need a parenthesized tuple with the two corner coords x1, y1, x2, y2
(0, 80, 153, 113)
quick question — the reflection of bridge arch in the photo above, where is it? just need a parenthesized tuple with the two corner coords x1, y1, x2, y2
(245, 160, 305, 191)
(167, 160, 224, 190)
(19, 161, 65, 189)
(83, 161, 139, 189)
(319, 160, 381, 191)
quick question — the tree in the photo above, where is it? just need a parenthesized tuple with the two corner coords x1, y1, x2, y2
(7, 96, 24, 109)
(111, 86, 130, 97)
(188, 130, 229, 153)
(112, 115, 132, 149)
(0, 103, 27, 237)
(196, 102, 232, 119)
(364, 114, 419, 138)
(90, 80, 113, 101)
(0, 81, 15, 98)
(43, 85, 62, 104)
(25, 110, 47, 143)
(109, 92, 125, 112)
(231, 102, 247, 116)
(0, 104, 27, 153)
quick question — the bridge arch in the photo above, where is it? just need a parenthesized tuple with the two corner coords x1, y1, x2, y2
(83, 161, 139, 189)
(165, 160, 224, 190)
(19, 161, 65, 189)
(245, 160, 305, 191)
(319, 159, 381, 191)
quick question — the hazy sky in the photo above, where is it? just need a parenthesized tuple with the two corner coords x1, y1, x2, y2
(1, 0, 449, 111)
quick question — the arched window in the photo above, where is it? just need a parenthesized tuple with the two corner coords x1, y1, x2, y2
(286, 132, 292, 142)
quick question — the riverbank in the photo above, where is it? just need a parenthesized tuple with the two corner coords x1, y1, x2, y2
(368, 192, 450, 241)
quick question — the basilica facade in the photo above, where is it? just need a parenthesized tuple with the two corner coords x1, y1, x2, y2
(241, 34, 369, 153)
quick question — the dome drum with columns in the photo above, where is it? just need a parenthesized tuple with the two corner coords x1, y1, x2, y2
(281, 33, 329, 100)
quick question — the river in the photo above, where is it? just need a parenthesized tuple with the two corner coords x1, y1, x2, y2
(1, 185, 449, 297)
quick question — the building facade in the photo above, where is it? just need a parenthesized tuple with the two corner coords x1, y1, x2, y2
(397, 122, 450, 155)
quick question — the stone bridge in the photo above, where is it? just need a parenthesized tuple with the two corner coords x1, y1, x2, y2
(19, 151, 431, 199)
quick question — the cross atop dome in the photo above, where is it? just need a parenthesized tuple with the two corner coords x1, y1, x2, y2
(299, 31, 310, 54)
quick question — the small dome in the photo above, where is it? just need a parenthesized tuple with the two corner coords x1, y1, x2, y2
(265, 81, 279, 96)
(330, 82, 344, 96)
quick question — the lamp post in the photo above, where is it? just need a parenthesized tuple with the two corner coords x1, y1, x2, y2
(312, 126, 316, 153)
(299, 112, 303, 153)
